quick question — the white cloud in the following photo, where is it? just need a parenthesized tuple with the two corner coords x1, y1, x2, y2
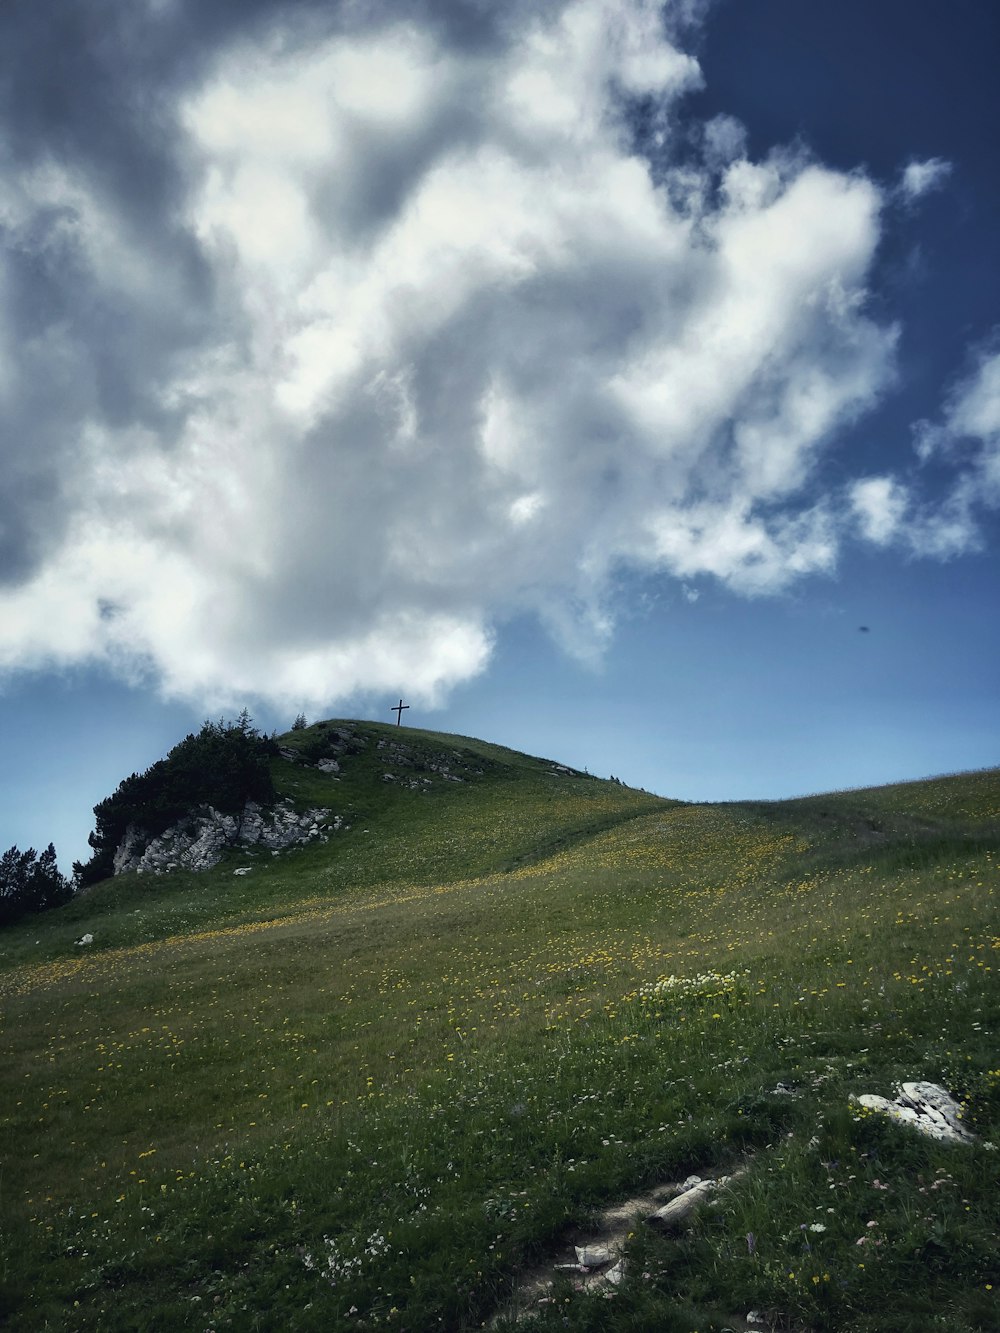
(0, 0, 910, 710)
(944, 347, 1000, 452)
(862, 342, 1000, 561)
(900, 156, 952, 201)
(641, 499, 838, 594)
(850, 476, 910, 546)
(902, 343, 1000, 556)
(702, 114, 746, 166)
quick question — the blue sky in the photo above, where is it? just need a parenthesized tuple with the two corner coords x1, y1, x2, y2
(1, 0, 997, 873)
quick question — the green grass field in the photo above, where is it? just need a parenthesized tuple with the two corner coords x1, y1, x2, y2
(1, 722, 997, 1331)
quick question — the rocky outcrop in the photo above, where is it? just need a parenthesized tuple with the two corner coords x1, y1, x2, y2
(373, 736, 490, 787)
(113, 800, 341, 876)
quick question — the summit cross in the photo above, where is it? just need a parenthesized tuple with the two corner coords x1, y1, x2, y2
(391, 699, 409, 726)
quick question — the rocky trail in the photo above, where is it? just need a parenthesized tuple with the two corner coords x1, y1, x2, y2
(490, 1080, 987, 1330)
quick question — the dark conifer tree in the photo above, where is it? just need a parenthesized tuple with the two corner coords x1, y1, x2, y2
(0, 843, 71, 927)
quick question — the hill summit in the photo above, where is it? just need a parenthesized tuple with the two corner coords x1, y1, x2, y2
(75, 716, 666, 890)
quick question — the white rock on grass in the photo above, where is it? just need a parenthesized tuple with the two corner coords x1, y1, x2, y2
(647, 1173, 741, 1227)
(854, 1081, 977, 1144)
(574, 1243, 616, 1268)
(575, 1258, 626, 1291)
(770, 1082, 800, 1097)
(602, 1260, 626, 1287)
(75, 933, 93, 946)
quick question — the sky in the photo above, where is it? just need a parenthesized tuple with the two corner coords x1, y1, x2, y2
(1, 0, 998, 872)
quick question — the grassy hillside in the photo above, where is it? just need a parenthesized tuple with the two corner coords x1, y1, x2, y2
(0, 725, 997, 1331)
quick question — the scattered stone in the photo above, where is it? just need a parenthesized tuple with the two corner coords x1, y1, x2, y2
(770, 1082, 800, 1097)
(648, 1173, 741, 1228)
(574, 1243, 616, 1268)
(316, 758, 341, 775)
(853, 1081, 978, 1144)
(727, 1310, 815, 1332)
(600, 1259, 625, 1288)
(75, 933, 93, 946)
(233, 866, 252, 876)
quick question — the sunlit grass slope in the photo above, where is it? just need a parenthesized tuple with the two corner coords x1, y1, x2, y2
(1, 729, 997, 1332)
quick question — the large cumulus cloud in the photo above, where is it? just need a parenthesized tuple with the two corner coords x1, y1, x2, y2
(0, 0, 925, 709)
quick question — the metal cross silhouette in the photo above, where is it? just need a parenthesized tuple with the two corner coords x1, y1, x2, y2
(391, 698, 409, 726)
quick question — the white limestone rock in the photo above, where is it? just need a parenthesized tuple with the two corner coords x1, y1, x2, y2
(113, 799, 336, 876)
(647, 1177, 716, 1226)
(854, 1081, 976, 1144)
(602, 1260, 626, 1287)
(112, 824, 147, 875)
(647, 1172, 742, 1228)
(574, 1243, 616, 1268)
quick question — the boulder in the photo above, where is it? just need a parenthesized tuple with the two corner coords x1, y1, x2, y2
(647, 1172, 741, 1228)
(854, 1081, 977, 1144)
(574, 1243, 616, 1268)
